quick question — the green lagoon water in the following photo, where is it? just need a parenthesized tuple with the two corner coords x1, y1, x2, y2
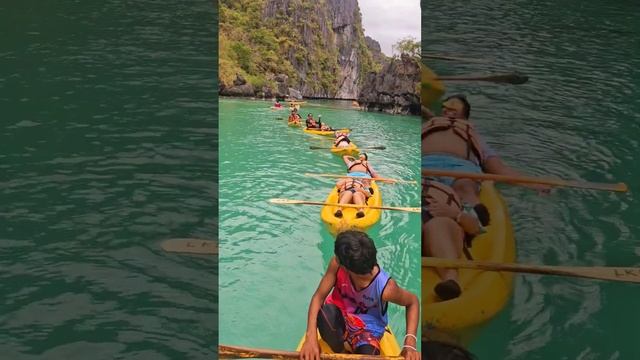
(1, 1, 217, 359)
(423, 0, 640, 359)
(219, 99, 422, 350)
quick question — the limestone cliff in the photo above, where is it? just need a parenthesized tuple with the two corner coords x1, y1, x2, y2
(357, 54, 421, 115)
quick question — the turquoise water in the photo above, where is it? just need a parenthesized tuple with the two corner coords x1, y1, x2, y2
(424, 0, 640, 359)
(218, 99, 422, 350)
(1, 1, 218, 358)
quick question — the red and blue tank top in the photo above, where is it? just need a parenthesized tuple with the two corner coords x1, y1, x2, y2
(326, 265, 391, 336)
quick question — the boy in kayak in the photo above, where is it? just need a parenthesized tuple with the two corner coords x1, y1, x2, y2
(299, 231, 420, 360)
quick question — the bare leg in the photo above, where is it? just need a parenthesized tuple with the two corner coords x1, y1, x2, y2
(423, 217, 464, 281)
(353, 192, 366, 212)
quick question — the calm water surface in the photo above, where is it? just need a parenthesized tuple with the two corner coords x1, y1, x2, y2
(1, 1, 218, 359)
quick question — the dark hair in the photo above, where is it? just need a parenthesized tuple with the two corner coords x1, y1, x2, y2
(334, 231, 377, 275)
(444, 94, 471, 119)
(422, 340, 476, 360)
(361, 152, 368, 161)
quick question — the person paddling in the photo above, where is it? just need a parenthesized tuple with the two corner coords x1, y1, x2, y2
(299, 231, 420, 360)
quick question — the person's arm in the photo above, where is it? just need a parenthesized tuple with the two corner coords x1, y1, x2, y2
(367, 164, 380, 179)
(342, 155, 354, 167)
(479, 136, 551, 193)
(381, 279, 420, 360)
(299, 258, 339, 360)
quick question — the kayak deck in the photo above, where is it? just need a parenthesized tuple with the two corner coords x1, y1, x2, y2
(331, 142, 359, 156)
(296, 327, 401, 356)
(423, 182, 515, 336)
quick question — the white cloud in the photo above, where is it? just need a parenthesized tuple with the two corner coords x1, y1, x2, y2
(359, 0, 421, 56)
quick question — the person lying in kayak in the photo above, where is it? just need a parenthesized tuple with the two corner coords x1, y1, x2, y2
(333, 132, 351, 148)
(333, 177, 372, 219)
(299, 231, 420, 360)
(317, 115, 333, 131)
(422, 179, 483, 300)
(422, 94, 549, 225)
(343, 153, 379, 179)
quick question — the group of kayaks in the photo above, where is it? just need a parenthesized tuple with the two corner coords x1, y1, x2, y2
(279, 103, 403, 355)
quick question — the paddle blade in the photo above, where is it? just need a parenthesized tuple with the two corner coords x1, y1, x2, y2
(161, 238, 218, 255)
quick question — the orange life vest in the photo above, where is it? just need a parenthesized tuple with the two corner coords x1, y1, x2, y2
(422, 117, 485, 165)
(422, 179, 462, 214)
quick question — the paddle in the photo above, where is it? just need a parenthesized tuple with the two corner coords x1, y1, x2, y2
(219, 344, 403, 360)
(435, 73, 529, 85)
(304, 173, 418, 185)
(422, 257, 640, 284)
(160, 238, 218, 255)
(269, 198, 420, 213)
(421, 169, 629, 192)
(423, 54, 487, 63)
(309, 146, 386, 150)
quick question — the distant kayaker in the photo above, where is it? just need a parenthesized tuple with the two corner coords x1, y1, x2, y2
(422, 179, 483, 300)
(274, 100, 282, 108)
(317, 115, 333, 131)
(333, 131, 351, 148)
(289, 109, 301, 124)
(333, 177, 372, 219)
(343, 153, 379, 179)
(306, 113, 320, 129)
(299, 231, 420, 360)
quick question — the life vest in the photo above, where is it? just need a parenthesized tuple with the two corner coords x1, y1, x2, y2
(422, 179, 462, 223)
(422, 117, 485, 165)
(325, 266, 390, 338)
(335, 135, 350, 146)
(348, 160, 373, 176)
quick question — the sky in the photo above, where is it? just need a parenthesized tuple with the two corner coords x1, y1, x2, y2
(358, 0, 421, 56)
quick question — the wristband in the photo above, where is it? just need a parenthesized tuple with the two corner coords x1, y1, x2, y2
(402, 345, 417, 352)
(404, 334, 417, 342)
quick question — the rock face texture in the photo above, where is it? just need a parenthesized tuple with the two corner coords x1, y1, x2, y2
(357, 54, 421, 115)
(220, 0, 419, 115)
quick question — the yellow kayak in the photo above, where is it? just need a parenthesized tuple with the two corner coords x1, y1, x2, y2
(330, 141, 359, 156)
(423, 182, 515, 337)
(296, 327, 400, 356)
(304, 128, 350, 136)
(320, 181, 381, 234)
(421, 63, 446, 111)
(288, 121, 301, 127)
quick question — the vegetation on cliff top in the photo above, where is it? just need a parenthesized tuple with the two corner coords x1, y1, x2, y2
(219, 0, 376, 96)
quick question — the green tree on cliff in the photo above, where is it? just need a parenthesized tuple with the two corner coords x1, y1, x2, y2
(392, 36, 420, 60)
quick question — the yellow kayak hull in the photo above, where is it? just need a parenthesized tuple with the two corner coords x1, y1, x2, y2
(296, 327, 401, 356)
(423, 182, 515, 336)
(303, 128, 350, 136)
(421, 63, 446, 110)
(288, 122, 301, 127)
(320, 181, 381, 235)
(330, 142, 359, 156)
